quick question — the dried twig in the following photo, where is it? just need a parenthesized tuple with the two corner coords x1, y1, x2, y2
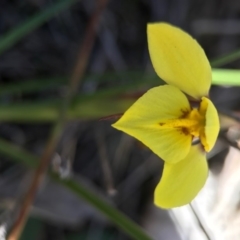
(7, 0, 109, 239)
(70, 0, 109, 92)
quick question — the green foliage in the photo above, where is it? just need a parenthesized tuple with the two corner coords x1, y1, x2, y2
(0, 0, 78, 55)
(212, 69, 240, 86)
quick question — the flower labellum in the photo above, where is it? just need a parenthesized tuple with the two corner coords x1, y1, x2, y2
(112, 23, 220, 208)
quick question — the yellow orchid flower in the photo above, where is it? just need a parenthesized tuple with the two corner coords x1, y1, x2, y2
(112, 23, 220, 208)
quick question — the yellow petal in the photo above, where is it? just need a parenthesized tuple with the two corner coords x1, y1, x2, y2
(200, 97, 220, 152)
(154, 145, 208, 208)
(147, 23, 211, 99)
(112, 85, 192, 163)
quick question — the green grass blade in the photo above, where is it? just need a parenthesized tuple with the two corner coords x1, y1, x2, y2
(0, 138, 151, 240)
(211, 49, 240, 67)
(0, 77, 67, 95)
(53, 176, 152, 240)
(0, 72, 160, 96)
(2, 68, 240, 122)
(0, 0, 78, 55)
(3, 68, 240, 122)
(0, 97, 134, 122)
(0, 139, 39, 167)
(212, 68, 240, 86)
(3, 68, 240, 97)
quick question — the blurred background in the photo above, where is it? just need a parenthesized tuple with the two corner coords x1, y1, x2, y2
(0, 0, 240, 239)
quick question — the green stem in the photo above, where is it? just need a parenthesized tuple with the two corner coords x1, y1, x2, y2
(0, 72, 160, 96)
(52, 175, 151, 240)
(210, 49, 240, 67)
(0, 97, 134, 122)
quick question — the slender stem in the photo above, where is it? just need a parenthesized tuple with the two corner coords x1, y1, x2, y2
(52, 175, 151, 240)
(7, 122, 63, 240)
(7, 0, 109, 239)
(0, 138, 151, 240)
(210, 49, 240, 67)
(70, 0, 109, 91)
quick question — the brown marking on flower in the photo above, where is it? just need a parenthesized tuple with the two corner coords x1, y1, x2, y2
(159, 122, 165, 126)
(180, 108, 190, 118)
(181, 127, 190, 136)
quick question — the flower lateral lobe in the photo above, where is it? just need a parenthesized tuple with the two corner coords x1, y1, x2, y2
(112, 85, 192, 164)
(154, 145, 208, 208)
(147, 23, 211, 99)
(199, 97, 220, 152)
